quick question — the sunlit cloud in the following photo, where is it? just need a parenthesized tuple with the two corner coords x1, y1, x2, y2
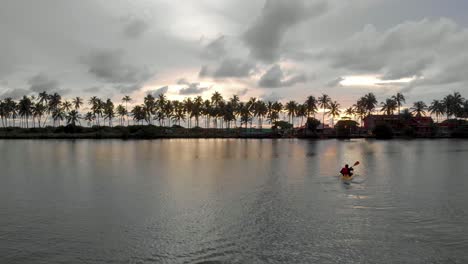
(340, 75, 416, 87)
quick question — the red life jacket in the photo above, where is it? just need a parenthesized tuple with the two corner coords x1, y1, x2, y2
(340, 168, 350, 175)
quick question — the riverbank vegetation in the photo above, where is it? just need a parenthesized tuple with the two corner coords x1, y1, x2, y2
(0, 90, 467, 139)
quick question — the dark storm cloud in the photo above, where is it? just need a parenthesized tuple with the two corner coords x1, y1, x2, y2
(382, 57, 433, 80)
(28, 73, 59, 93)
(122, 18, 149, 39)
(260, 92, 283, 102)
(0, 88, 31, 99)
(179, 83, 210, 95)
(27, 73, 69, 95)
(258, 65, 306, 88)
(83, 49, 154, 85)
(243, 0, 328, 62)
(236, 88, 249, 96)
(84, 86, 103, 93)
(324, 18, 468, 79)
(326, 77, 344, 87)
(201, 35, 227, 60)
(200, 59, 256, 78)
(198, 66, 209, 78)
(114, 84, 143, 94)
(176, 78, 190, 85)
(149, 86, 169, 97)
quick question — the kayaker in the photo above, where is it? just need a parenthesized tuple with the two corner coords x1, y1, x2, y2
(340, 164, 354, 176)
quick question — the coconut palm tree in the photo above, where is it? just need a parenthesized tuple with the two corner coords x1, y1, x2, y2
(318, 94, 331, 126)
(305, 95, 318, 118)
(84, 112, 95, 126)
(362, 93, 378, 116)
(52, 108, 65, 126)
(443, 92, 465, 119)
(354, 102, 367, 127)
(327, 101, 341, 126)
(72, 97, 83, 110)
(238, 102, 251, 129)
(183, 97, 194, 128)
(62, 100, 73, 113)
(66, 110, 81, 126)
(344, 106, 355, 119)
(171, 101, 186, 126)
(116, 104, 127, 126)
(33, 102, 47, 128)
(411, 101, 427, 117)
(143, 94, 156, 125)
(131, 105, 146, 125)
(285, 101, 298, 127)
(103, 99, 115, 126)
(380, 98, 398, 115)
(296, 104, 308, 127)
(18, 96, 33, 128)
(428, 99, 445, 123)
(229, 95, 240, 127)
(122, 95, 132, 126)
(255, 100, 268, 129)
(392, 93, 406, 115)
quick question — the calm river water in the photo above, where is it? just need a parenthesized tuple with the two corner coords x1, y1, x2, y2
(1, 139, 467, 263)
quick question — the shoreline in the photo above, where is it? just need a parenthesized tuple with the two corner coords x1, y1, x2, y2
(0, 125, 462, 140)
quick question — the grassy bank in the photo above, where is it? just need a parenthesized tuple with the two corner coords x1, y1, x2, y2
(0, 125, 284, 139)
(0, 124, 466, 139)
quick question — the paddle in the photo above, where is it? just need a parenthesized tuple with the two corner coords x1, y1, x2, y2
(352, 161, 360, 167)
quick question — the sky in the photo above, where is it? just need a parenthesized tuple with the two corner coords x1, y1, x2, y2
(1, 0, 468, 108)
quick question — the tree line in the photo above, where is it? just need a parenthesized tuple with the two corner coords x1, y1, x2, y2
(0, 91, 466, 129)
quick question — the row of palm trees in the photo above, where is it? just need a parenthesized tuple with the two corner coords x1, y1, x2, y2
(0, 91, 466, 129)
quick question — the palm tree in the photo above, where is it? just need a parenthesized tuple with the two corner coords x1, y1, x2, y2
(122, 95, 132, 126)
(18, 96, 32, 128)
(116, 104, 127, 126)
(171, 101, 186, 126)
(131, 105, 146, 125)
(327, 101, 341, 126)
(52, 108, 65, 126)
(354, 102, 367, 127)
(296, 104, 308, 127)
(318, 94, 331, 126)
(428, 100, 445, 123)
(66, 110, 81, 126)
(245, 97, 257, 129)
(143, 94, 156, 125)
(344, 107, 355, 119)
(255, 101, 268, 129)
(33, 102, 47, 128)
(89, 96, 102, 126)
(72, 97, 83, 110)
(443, 92, 465, 119)
(305, 95, 318, 118)
(238, 102, 252, 129)
(380, 98, 398, 115)
(103, 99, 115, 126)
(285, 101, 299, 127)
(411, 101, 427, 117)
(363, 93, 378, 116)
(62, 100, 73, 113)
(229, 95, 240, 127)
(392, 93, 406, 115)
(84, 112, 95, 126)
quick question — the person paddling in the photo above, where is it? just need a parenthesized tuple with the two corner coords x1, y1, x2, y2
(340, 164, 354, 177)
(340, 161, 359, 177)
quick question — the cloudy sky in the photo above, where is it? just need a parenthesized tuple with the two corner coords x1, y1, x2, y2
(1, 0, 467, 108)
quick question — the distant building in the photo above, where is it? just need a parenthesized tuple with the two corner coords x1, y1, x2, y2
(363, 115, 402, 130)
(363, 115, 434, 136)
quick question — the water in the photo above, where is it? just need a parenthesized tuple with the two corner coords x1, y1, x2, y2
(1, 139, 467, 263)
